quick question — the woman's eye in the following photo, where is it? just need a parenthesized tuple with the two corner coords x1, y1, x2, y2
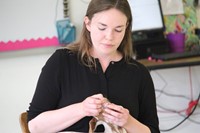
(98, 27, 106, 31)
(115, 28, 123, 32)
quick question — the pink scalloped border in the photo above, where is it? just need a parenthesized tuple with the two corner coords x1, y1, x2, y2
(0, 36, 59, 52)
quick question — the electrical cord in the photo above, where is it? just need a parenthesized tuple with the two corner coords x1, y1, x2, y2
(153, 67, 200, 131)
(152, 71, 168, 99)
(80, 0, 90, 4)
(155, 89, 190, 100)
(54, 0, 60, 24)
(160, 87, 200, 132)
(157, 103, 187, 114)
(178, 110, 200, 125)
(157, 101, 200, 123)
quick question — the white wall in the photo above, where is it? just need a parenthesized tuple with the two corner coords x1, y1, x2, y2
(0, 0, 89, 42)
(69, 0, 89, 38)
(0, 0, 61, 42)
(0, 47, 58, 133)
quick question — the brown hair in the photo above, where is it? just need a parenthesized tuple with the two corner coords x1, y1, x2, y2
(66, 0, 135, 67)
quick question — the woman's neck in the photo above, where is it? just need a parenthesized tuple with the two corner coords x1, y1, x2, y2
(90, 49, 122, 72)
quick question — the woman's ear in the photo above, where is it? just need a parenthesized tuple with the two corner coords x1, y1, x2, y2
(126, 21, 129, 28)
(84, 16, 91, 32)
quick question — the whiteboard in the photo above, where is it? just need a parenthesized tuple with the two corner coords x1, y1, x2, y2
(0, 0, 63, 42)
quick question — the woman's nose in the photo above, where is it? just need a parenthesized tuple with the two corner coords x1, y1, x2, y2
(105, 30, 114, 40)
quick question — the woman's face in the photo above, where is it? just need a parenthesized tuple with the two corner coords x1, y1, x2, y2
(85, 8, 127, 57)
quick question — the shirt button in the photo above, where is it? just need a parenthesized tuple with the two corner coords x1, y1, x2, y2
(111, 61, 114, 64)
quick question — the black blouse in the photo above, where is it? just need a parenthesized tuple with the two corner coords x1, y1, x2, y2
(28, 49, 160, 133)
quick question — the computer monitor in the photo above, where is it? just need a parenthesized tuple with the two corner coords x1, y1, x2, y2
(129, 0, 164, 32)
(128, 0, 169, 59)
(128, 0, 165, 42)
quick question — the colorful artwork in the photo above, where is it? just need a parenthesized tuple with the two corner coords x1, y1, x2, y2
(164, 0, 199, 51)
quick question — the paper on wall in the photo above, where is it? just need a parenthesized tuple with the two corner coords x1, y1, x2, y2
(160, 0, 184, 15)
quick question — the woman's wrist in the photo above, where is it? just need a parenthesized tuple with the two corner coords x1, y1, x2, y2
(77, 102, 87, 118)
(123, 114, 133, 130)
(123, 115, 150, 133)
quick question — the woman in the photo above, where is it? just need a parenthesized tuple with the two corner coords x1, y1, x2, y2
(27, 0, 160, 132)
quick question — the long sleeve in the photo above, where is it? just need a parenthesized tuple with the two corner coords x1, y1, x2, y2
(28, 50, 62, 121)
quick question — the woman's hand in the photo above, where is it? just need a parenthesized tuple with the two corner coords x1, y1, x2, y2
(81, 94, 105, 117)
(102, 103, 130, 127)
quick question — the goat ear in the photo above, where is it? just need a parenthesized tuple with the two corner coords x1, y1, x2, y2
(96, 120, 113, 133)
(89, 118, 97, 133)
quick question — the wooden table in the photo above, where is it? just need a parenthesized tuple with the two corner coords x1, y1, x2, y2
(138, 56, 200, 70)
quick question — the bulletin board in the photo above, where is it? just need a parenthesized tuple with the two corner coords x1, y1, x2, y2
(162, 0, 199, 50)
(0, 0, 63, 52)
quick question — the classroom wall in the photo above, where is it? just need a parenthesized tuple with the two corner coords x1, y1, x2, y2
(0, 47, 57, 133)
(0, 0, 89, 51)
(0, 0, 200, 133)
(0, 0, 89, 41)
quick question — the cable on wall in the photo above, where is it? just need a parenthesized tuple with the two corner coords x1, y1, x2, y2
(54, 0, 60, 24)
(63, 0, 69, 18)
(80, 0, 90, 4)
(160, 90, 200, 132)
(154, 67, 200, 132)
